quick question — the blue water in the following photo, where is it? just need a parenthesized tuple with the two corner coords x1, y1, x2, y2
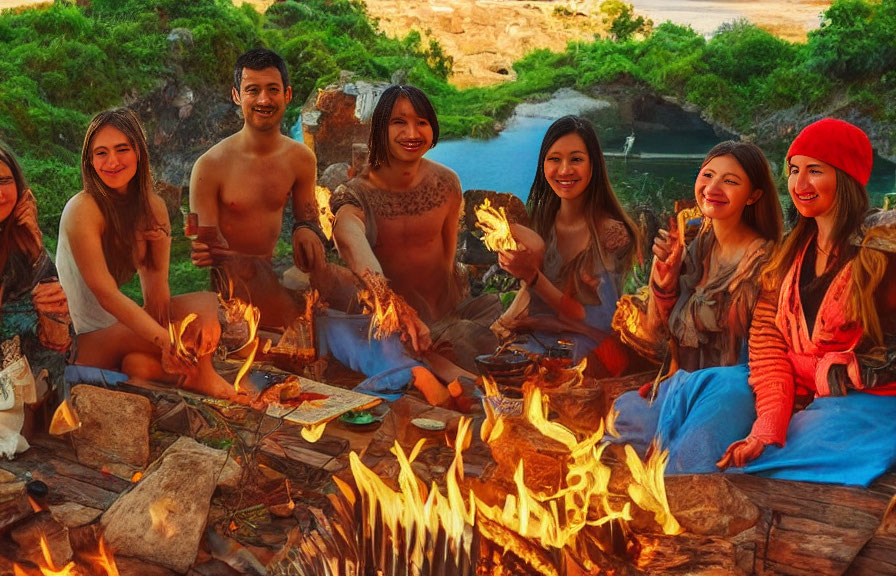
(295, 115, 895, 207)
(427, 116, 896, 207)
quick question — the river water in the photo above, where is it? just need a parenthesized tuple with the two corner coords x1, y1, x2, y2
(424, 114, 895, 209)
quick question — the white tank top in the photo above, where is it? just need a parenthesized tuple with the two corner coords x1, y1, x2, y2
(55, 225, 118, 334)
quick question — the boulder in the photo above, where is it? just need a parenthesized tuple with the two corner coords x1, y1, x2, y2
(301, 80, 389, 172)
(101, 436, 229, 573)
(462, 189, 529, 233)
(70, 385, 152, 478)
(665, 474, 759, 537)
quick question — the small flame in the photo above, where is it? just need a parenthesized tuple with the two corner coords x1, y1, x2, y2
(48, 400, 81, 435)
(475, 198, 518, 252)
(624, 444, 682, 535)
(33, 534, 76, 576)
(83, 537, 119, 576)
(223, 298, 261, 393)
(315, 186, 335, 240)
(168, 313, 199, 365)
(357, 271, 415, 342)
(131, 472, 143, 483)
(301, 422, 327, 443)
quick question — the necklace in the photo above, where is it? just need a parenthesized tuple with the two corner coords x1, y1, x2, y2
(816, 242, 831, 256)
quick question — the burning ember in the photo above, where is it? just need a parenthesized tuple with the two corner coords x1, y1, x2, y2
(357, 271, 425, 346)
(13, 535, 119, 576)
(475, 198, 518, 252)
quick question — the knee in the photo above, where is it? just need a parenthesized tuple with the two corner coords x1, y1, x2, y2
(121, 352, 164, 381)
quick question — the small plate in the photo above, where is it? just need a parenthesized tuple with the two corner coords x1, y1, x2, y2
(340, 410, 378, 426)
(411, 417, 446, 431)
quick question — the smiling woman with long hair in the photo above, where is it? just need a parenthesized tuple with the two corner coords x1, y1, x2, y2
(56, 108, 233, 398)
(0, 144, 64, 344)
(492, 115, 641, 374)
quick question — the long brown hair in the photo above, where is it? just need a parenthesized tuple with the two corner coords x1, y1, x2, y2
(761, 166, 885, 343)
(80, 108, 158, 283)
(526, 115, 641, 298)
(700, 141, 783, 243)
(0, 144, 41, 278)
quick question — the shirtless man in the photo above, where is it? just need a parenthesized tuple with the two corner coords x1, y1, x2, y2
(330, 85, 500, 380)
(190, 48, 325, 328)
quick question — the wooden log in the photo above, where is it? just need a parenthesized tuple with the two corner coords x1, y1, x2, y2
(727, 473, 895, 576)
(0, 440, 129, 510)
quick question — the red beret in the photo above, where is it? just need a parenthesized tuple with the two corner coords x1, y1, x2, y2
(786, 118, 873, 187)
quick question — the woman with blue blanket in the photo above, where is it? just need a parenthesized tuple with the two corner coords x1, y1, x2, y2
(609, 141, 782, 467)
(491, 116, 641, 375)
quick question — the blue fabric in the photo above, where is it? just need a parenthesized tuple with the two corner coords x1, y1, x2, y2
(315, 311, 422, 400)
(735, 392, 896, 487)
(609, 364, 756, 474)
(521, 269, 619, 361)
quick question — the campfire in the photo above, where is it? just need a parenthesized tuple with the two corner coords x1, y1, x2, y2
(269, 357, 685, 576)
(6, 289, 893, 575)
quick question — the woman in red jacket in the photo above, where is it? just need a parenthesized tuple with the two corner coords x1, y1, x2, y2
(716, 118, 896, 485)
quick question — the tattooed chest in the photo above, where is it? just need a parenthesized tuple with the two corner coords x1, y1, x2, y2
(368, 184, 448, 219)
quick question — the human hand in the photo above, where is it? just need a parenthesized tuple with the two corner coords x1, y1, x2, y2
(292, 227, 326, 273)
(716, 436, 765, 470)
(358, 271, 431, 353)
(497, 245, 541, 284)
(190, 238, 234, 267)
(652, 218, 683, 289)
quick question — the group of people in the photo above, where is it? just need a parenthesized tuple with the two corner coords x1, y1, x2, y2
(1, 46, 894, 486)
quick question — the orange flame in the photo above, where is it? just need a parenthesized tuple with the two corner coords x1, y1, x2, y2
(168, 313, 199, 365)
(349, 419, 478, 570)
(48, 399, 81, 436)
(475, 198, 518, 252)
(623, 444, 682, 535)
(357, 271, 413, 341)
(223, 297, 261, 393)
(131, 472, 143, 483)
(315, 186, 335, 241)
(83, 537, 120, 576)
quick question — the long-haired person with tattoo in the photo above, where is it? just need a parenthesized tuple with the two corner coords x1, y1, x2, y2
(325, 84, 502, 397)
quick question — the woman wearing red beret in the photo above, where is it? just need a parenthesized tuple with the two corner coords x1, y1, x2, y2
(609, 119, 896, 486)
(715, 118, 896, 485)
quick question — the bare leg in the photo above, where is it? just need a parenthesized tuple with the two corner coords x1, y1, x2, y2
(121, 352, 166, 382)
(423, 350, 477, 383)
(170, 292, 235, 399)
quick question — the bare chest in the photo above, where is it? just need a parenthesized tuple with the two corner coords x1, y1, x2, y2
(219, 160, 295, 216)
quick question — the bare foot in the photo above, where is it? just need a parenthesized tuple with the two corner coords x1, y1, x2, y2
(183, 370, 236, 400)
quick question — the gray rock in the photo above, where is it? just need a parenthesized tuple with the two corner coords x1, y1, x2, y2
(319, 162, 351, 191)
(101, 436, 229, 573)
